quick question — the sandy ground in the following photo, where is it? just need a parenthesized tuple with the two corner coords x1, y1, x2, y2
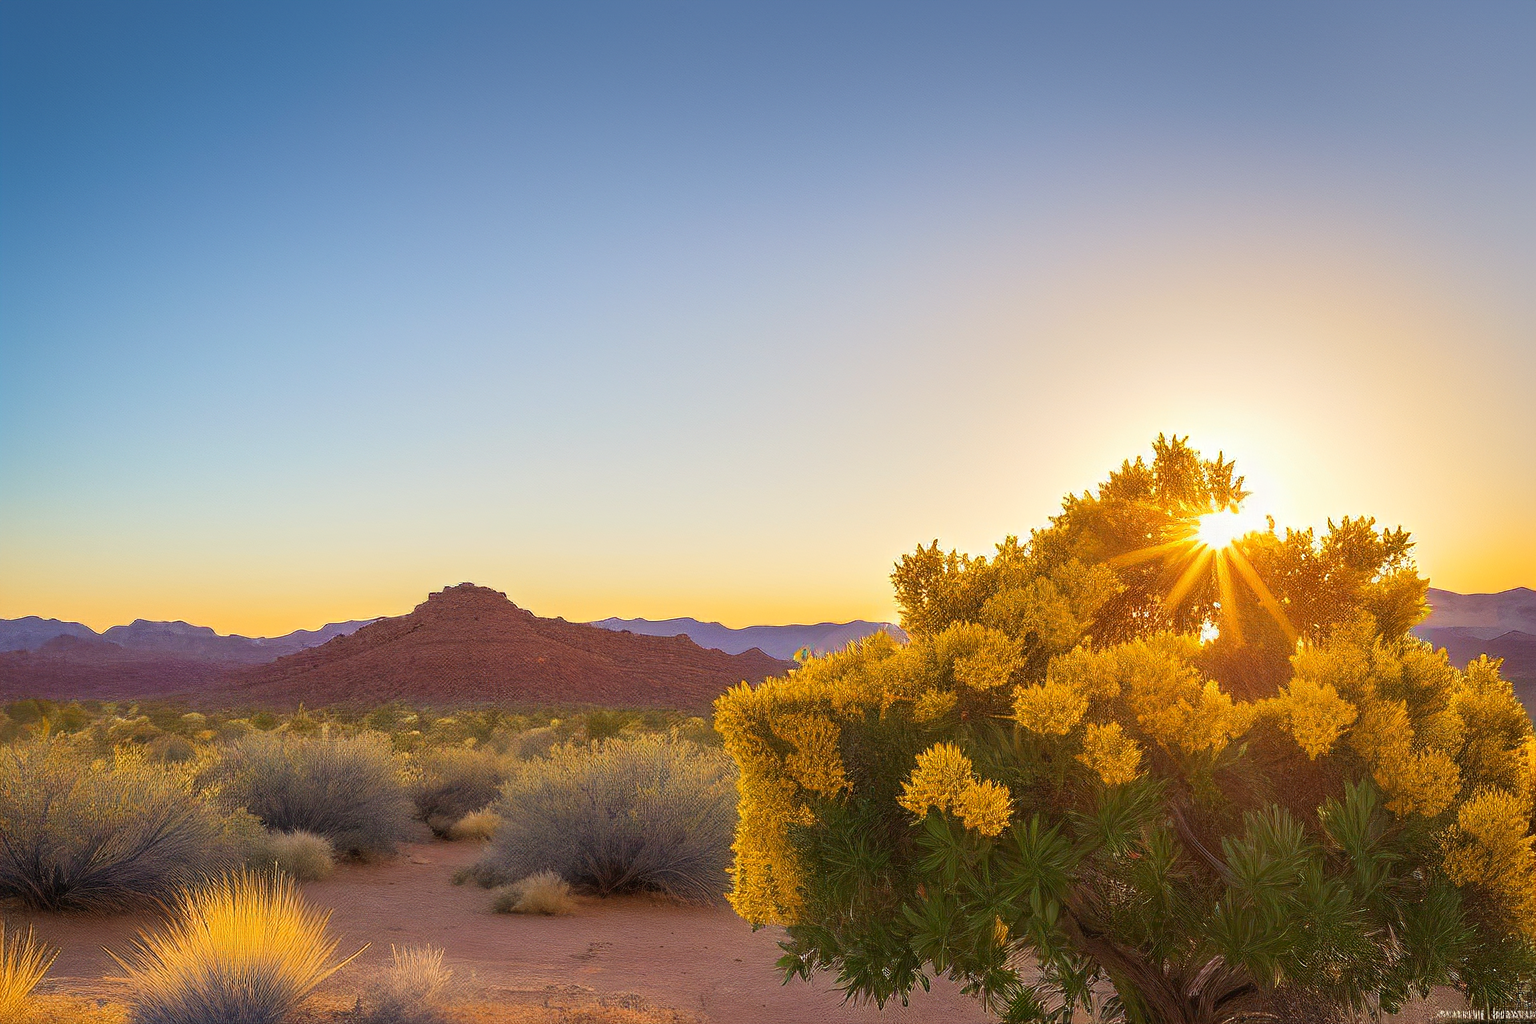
(17, 839, 1462, 1024)
(20, 840, 989, 1023)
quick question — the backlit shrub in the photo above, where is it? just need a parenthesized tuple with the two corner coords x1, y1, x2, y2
(0, 736, 242, 911)
(214, 732, 414, 859)
(245, 829, 335, 882)
(111, 870, 361, 1024)
(359, 944, 452, 1024)
(474, 735, 736, 902)
(410, 747, 509, 837)
(447, 809, 499, 842)
(0, 921, 56, 1021)
(491, 871, 575, 916)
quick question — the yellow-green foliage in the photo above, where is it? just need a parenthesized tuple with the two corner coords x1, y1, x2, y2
(245, 829, 335, 882)
(0, 922, 56, 1022)
(111, 870, 362, 1024)
(447, 808, 500, 842)
(491, 871, 576, 915)
(717, 436, 1536, 1017)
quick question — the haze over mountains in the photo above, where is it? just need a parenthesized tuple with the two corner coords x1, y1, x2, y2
(590, 617, 905, 660)
(0, 615, 375, 659)
(1412, 588, 1536, 706)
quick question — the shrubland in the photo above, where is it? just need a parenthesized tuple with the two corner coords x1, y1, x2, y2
(718, 435, 1536, 1023)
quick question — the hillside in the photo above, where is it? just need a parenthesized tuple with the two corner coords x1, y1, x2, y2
(221, 583, 794, 710)
(590, 616, 906, 660)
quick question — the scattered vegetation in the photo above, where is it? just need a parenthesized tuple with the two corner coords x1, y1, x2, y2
(110, 870, 363, 1024)
(0, 921, 56, 1022)
(491, 871, 576, 916)
(447, 808, 499, 842)
(245, 828, 335, 882)
(474, 735, 736, 902)
(358, 944, 453, 1024)
(211, 733, 415, 859)
(0, 735, 245, 911)
(410, 747, 510, 837)
(719, 435, 1536, 1022)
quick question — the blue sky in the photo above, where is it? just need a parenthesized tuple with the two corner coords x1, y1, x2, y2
(2, 1, 1532, 634)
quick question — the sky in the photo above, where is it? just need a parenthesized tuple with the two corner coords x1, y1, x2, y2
(1, 1, 1533, 637)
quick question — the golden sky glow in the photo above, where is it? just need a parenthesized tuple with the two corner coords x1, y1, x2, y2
(1, 6, 1532, 636)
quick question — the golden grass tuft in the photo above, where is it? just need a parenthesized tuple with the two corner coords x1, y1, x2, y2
(360, 944, 453, 1023)
(447, 809, 500, 842)
(0, 921, 57, 1022)
(246, 829, 335, 881)
(110, 870, 364, 1024)
(491, 871, 575, 916)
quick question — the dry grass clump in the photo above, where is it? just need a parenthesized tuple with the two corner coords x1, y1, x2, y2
(474, 736, 736, 902)
(0, 736, 241, 911)
(214, 733, 414, 859)
(358, 944, 453, 1024)
(0, 921, 56, 1022)
(447, 809, 500, 842)
(110, 870, 363, 1024)
(245, 829, 335, 881)
(490, 871, 575, 916)
(410, 748, 509, 838)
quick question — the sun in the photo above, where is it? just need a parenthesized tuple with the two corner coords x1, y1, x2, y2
(1194, 508, 1260, 551)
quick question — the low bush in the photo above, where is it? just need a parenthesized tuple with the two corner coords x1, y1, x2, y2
(491, 871, 575, 916)
(0, 736, 243, 911)
(0, 921, 56, 1021)
(473, 735, 736, 902)
(410, 748, 509, 837)
(214, 733, 414, 859)
(111, 870, 362, 1024)
(447, 809, 499, 842)
(359, 944, 452, 1024)
(245, 829, 335, 882)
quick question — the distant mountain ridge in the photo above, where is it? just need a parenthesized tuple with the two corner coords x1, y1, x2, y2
(1413, 587, 1536, 713)
(0, 615, 375, 660)
(589, 616, 906, 660)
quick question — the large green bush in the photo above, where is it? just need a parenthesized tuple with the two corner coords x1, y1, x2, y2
(474, 735, 736, 902)
(214, 732, 414, 859)
(0, 736, 244, 911)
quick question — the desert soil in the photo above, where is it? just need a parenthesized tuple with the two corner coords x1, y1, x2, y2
(19, 839, 1463, 1024)
(21, 839, 988, 1023)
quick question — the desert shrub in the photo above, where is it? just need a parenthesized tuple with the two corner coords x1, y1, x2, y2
(214, 732, 414, 859)
(0, 736, 243, 911)
(245, 829, 335, 882)
(474, 735, 736, 902)
(719, 436, 1536, 1021)
(410, 748, 508, 837)
(506, 726, 559, 760)
(447, 809, 499, 842)
(111, 870, 362, 1024)
(359, 944, 452, 1024)
(0, 921, 56, 1021)
(491, 871, 575, 916)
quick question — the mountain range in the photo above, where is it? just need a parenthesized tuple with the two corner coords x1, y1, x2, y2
(0, 615, 375, 660)
(589, 616, 905, 660)
(1412, 587, 1536, 711)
